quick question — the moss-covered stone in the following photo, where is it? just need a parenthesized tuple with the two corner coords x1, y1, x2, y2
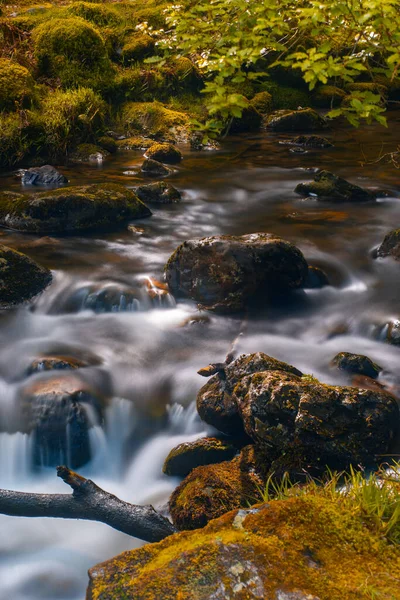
(197, 353, 302, 435)
(331, 352, 382, 379)
(0, 183, 151, 233)
(295, 170, 376, 202)
(261, 81, 311, 110)
(0, 244, 52, 308)
(116, 136, 154, 150)
(145, 142, 182, 164)
(97, 136, 117, 153)
(376, 229, 400, 261)
(120, 101, 189, 142)
(141, 158, 170, 177)
(32, 17, 112, 88)
(168, 446, 263, 530)
(121, 33, 155, 62)
(66, 2, 121, 27)
(346, 82, 388, 96)
(70, 143, 109, 163)
(163, 437, 237, 477)
(0, 58, 34, 110)
(267, 108, 327, 132)
(135, 182, 181, 204)
(87, 493, 400, 600)
(313, 85, 346, 108)
(250, 91, 272, 115)
(165, 233, 309, 313)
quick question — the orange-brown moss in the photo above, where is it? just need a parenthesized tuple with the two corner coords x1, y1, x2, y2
(87, 493, 400, 599)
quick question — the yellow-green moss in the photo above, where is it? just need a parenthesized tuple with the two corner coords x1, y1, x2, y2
(146, 142, 182, 164)
(0, 58, 34, 110)
(87, 493, 400, 600)
(121, 33, 155, 62)
(261, 81, 311, 110)
(66, 2, 121, 27)
(250, 91, 272, 115)
(0, 112, 30, 166)
(120, 101, 189, 141)
(313, 84, 346, 108)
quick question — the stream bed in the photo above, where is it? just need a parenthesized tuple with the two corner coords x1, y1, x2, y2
(1, 116, 400, 599)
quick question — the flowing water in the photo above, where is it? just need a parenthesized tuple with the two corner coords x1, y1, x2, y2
(1, 115, 400, 599)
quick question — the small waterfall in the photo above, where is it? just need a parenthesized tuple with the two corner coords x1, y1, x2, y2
(0, 432, 33, 486)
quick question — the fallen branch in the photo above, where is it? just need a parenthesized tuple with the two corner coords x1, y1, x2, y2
(0, 466, 176, 543)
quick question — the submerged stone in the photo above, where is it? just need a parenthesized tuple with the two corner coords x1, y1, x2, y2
(27, 355, 90, 375)
(145, 143, 182, 164)
(163, 437, 236, 477)
(21, 165, 68, 186)
(295, 170, 376, 202)
(290, 135, 333, 148)
(165, 233, 309, 313)
(141, 158, 170, 177)
(331, 352, 382, 379)
(135, 182, 181, 204)
(304, 266, 330, 289)
(0, 183, 151, 233)
(267, 108, 327, 132)
(0, 245, 52, 308)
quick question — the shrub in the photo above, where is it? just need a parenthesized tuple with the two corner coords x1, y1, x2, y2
(32, 17, 112, 88)
(0, 58, 34, 110)
(38, 87, 107, 157)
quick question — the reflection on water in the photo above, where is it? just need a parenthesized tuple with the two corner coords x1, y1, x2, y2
(1, 116, 400, 599)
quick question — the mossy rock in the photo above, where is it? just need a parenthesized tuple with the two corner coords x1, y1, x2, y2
(290, 135, 333, 148)
(313, 85, 346, 108)
(70, 143, 110, 163)
(120, 101, 189, 142)
(295, 170, 376, 202)
(141, 158, 170, 177)
(121, 33, 155, 62)
(32, 17, 112, 88)
(0, 244, 52, 308)
(0, 183, 151, 233)
(66, 2, 122, 27)
(331, 352, 382, 379)
(376, 229, 400, 261)
(97, 136, 117, 153)
(162, 57, 203, 92)
(87, 493, 400, 599)
(107, 67, 164, 104)
(266, 108, 327, 132)
(260, 81, 311, 110)
(346, 82, 388, 97)
(230, 105, 262, 134)
(145, 143, 182, 164)
(197, 352, 302, 435)
(116, 136, 154, 150)
(234, 369, 398, 473)
(250, 91, 272, 115)
(135, 182, 181, 204)
(0, 58, 34, 111)
(169, 446, 263, 530)
(163, 437, 237, 477)
(165, 233, 309, 314)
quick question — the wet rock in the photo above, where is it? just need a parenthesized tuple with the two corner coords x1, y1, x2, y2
(0, 184, 151, 233)
(19, 373, 106, 468)
(375, 229, 400, 260)
(168, 446, 263, 530)
(304, 266, 330, 289)
(331, 352, 382, 379)
(313, 85, 346, 108)
(27, 355, 90, 376)
(250, 91, 272, 115)
(145, 143, 182, 164)
(351, 375, 389, 395)
(20, 165, 68, 186)
(141, 158, 170, 177)
(290, 135, 333, 148)
(97, 136, 118, 154)
(70, 144, 109, 163)
(386, 320, 400, 346)
(234, 370, 398, 472)
(0, 245, 52, 308)
(163, 437, 237, 477)
(165, 233, 309, 313)
(135, 182, 181, 204)
(230, 105, 263, 133)
(266, 108, 327, 132)
(197, 353, 302, 435)
(87, 493, 400, 599)
(295, 170, 375, 202)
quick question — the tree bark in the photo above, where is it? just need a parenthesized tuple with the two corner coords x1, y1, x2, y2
(0, 466, 176, 543)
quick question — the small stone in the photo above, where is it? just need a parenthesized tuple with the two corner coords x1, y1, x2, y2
(135, 182, 181, 204)
(21, 165, 68, 186)
(141, 158, 170, 177)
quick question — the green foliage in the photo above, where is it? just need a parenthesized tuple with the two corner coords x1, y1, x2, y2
(38, 87, 107, 157)
(32, 17, 112, 88)
(0, 58, 34, 110)
(162, 0, 400, 134)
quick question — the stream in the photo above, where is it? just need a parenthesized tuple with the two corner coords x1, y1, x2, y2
(0, 115, 400, 599)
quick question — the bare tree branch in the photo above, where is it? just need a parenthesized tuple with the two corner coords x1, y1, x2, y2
(0, 466, 176, 543)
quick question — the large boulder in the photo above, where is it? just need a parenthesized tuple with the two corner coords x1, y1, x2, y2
(18, 373, 107, 468)
(0, 184, 151, 233)
(168, 446, 263, 530)
(234, 370, 398, 472)
(21, 165, 68, 186)
(165, 233, 309, 313)
(295, 170, 375, 202)
(197, 352, 302, 435)
(87, 493, 400, 600)
(266, 108, 327, 131)
(163, 437, 236, 477)
(376, 229, 400, 260)
(0, 245, 52, 308)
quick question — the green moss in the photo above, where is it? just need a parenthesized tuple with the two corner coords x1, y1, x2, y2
(97, 135, 117, 153)
(106, 67, 165, 104)
(260, 81, 311, 110)
(250, 91, 272, 115)
(32, 17, 112, 88)
(70, 143, 109, 162)
(313, 85, 346, 108)
(146, 142, 182, 164)
(0, 112, 31, 167)
(120, 101, 189, 141)
(66, 2, 121, 27)
(116, 136, 154, 150)
(0, 58, 34, 110)
(0, 244, 52, 307)
(346, 82, 388, 96)
(121, 33, 155, 62)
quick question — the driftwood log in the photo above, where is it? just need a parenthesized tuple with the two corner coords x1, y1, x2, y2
(0, 466, 176, 543)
